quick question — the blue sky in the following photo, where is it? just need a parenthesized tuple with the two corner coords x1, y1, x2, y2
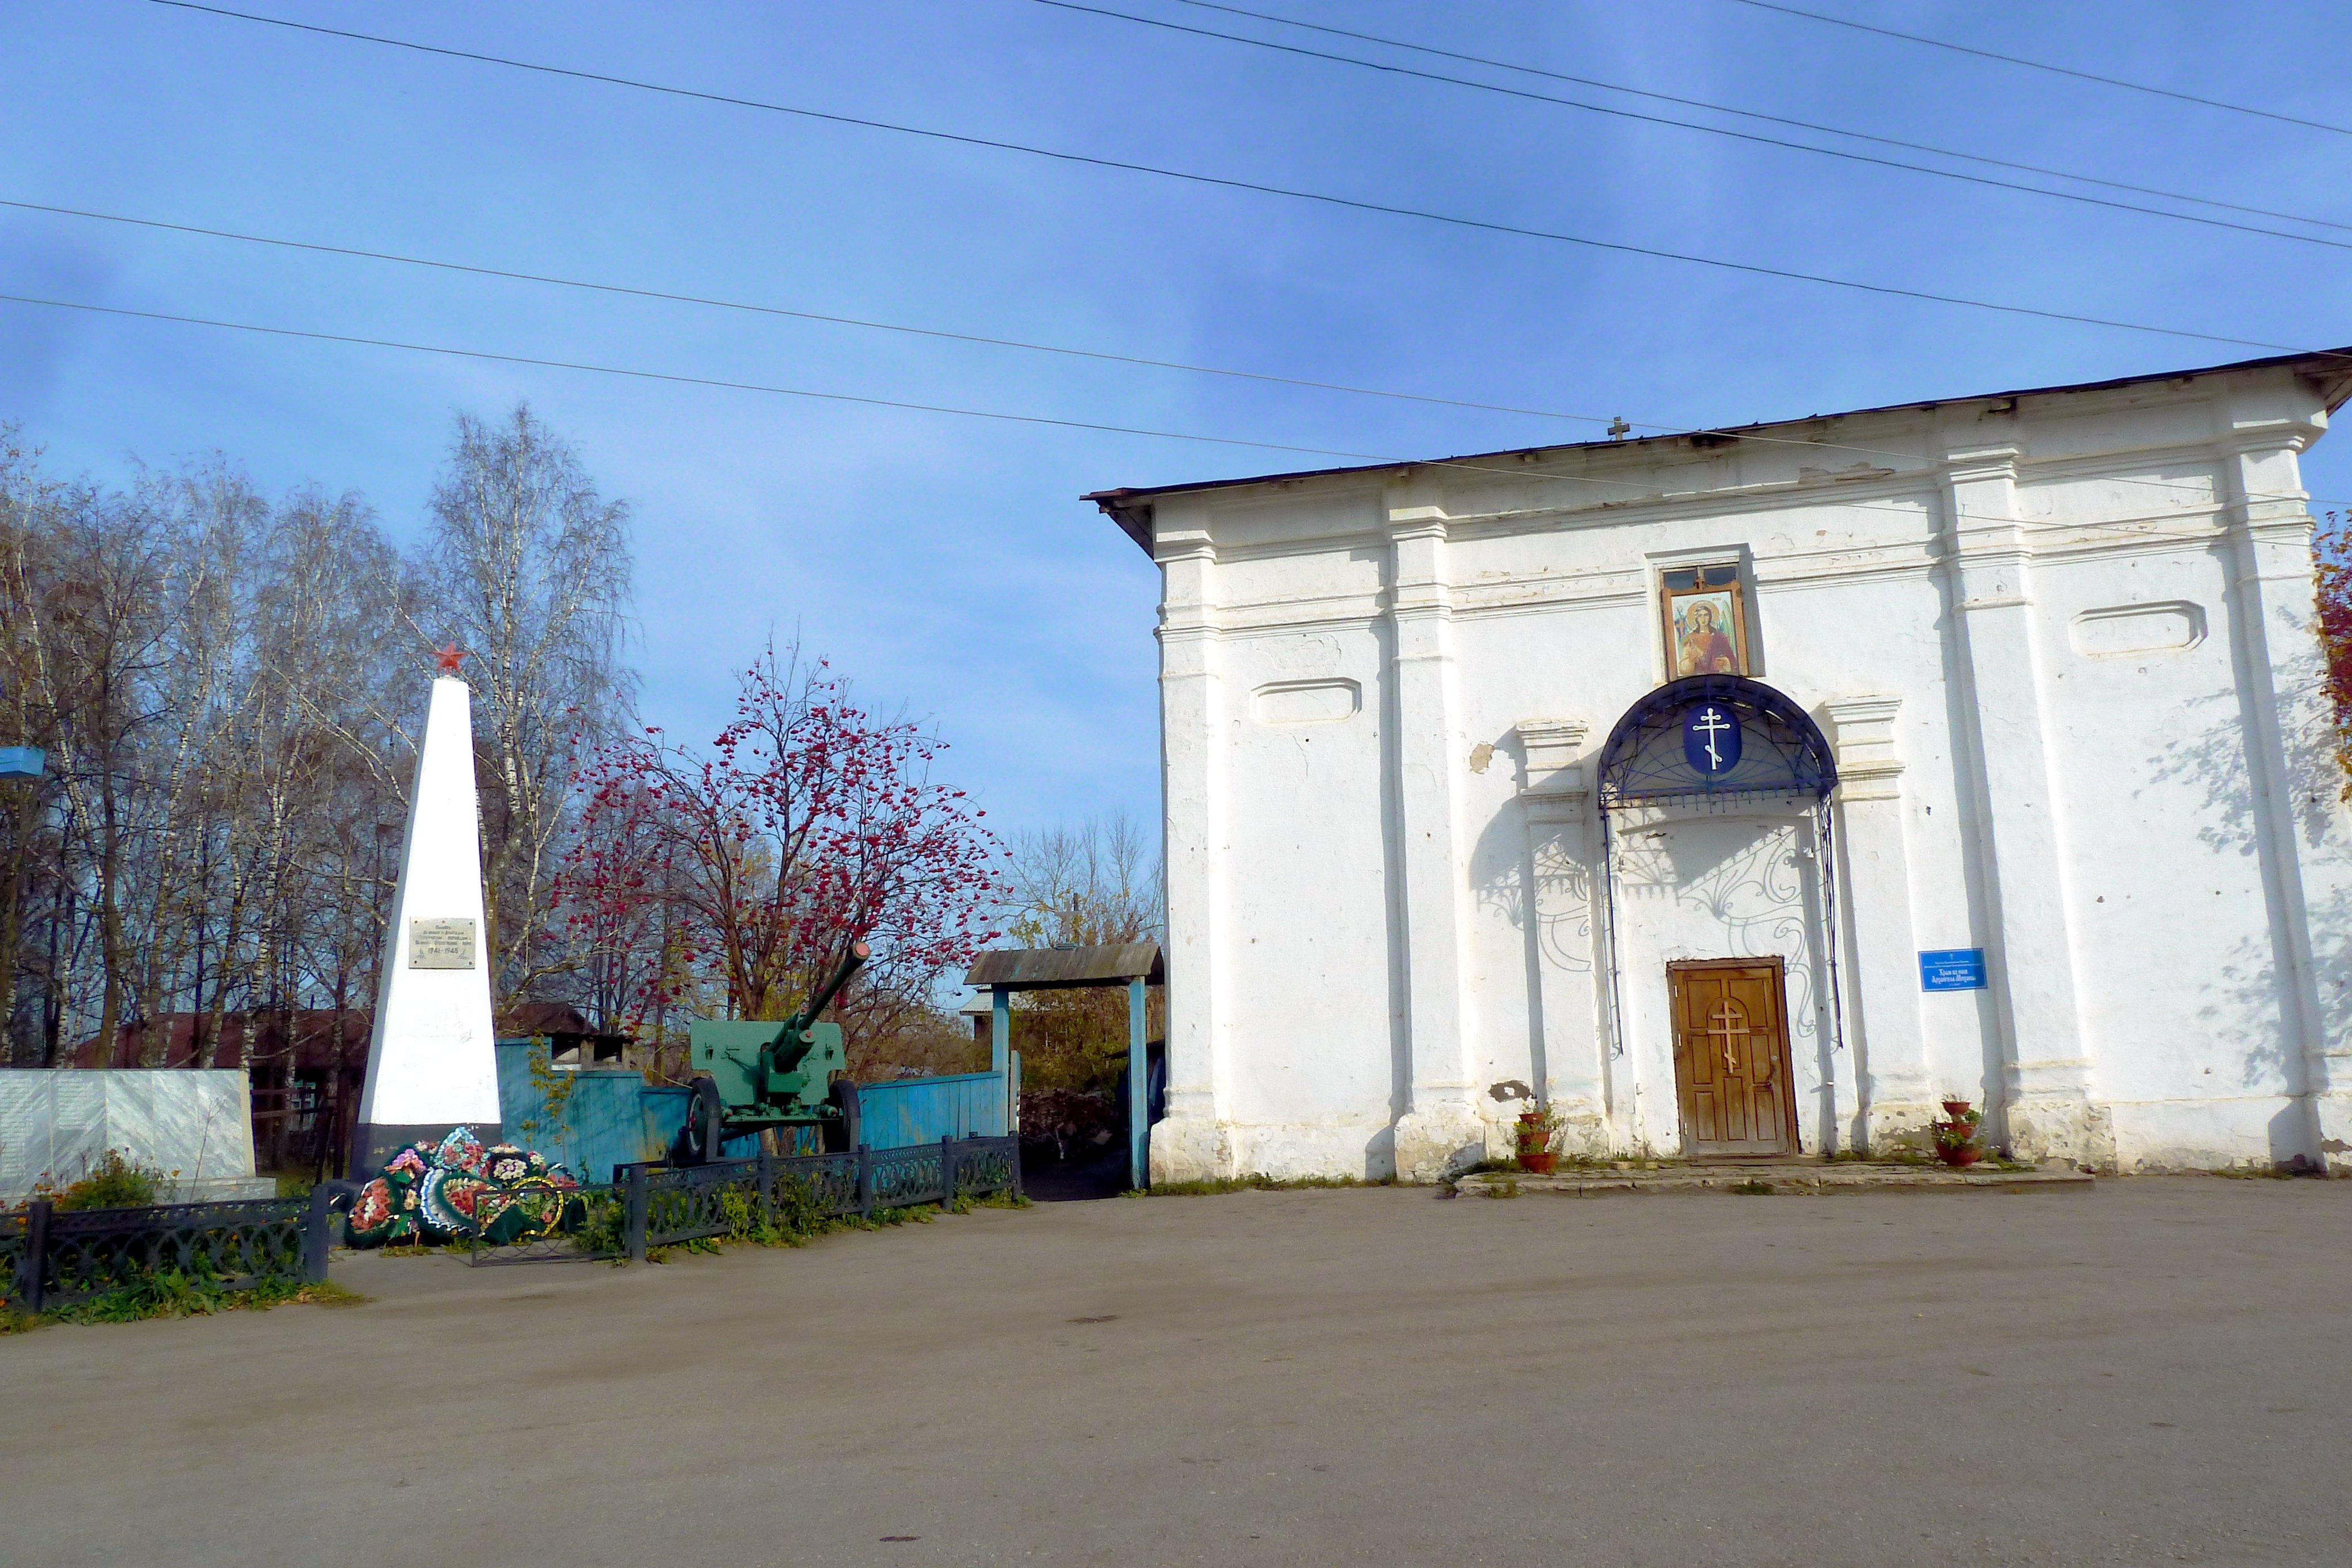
(4, 0, 2348, 839)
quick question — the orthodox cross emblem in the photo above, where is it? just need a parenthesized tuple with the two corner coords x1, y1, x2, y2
(1706, 999, 1748, 1076)
(1681, 702, 1743, 776)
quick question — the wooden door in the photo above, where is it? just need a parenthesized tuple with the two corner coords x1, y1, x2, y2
(1667, 960, 1797, 1157)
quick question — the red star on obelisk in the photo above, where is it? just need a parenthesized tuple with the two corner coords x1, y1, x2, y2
(435, 643, 466, 675)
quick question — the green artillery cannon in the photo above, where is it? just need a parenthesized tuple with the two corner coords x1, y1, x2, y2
(675, 939, 868, 1165)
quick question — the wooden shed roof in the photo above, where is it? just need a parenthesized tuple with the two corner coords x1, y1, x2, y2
(964, 942, 1164, 991)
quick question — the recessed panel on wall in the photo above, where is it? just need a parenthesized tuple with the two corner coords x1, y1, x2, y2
(2069, 601, 2206, 659)
(1252, 678, 1361, 725)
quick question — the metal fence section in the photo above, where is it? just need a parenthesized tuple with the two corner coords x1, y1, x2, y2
(1, 1208, 25, 1312)
(7, 1138, 1021, 1300)
(5, 1182, 348, 1313)
(622, 1134, 1021, 1260)
(466, 1183, 625, 1266)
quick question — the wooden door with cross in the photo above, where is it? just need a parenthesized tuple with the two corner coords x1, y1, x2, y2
(1667, 959, 1798, 1156)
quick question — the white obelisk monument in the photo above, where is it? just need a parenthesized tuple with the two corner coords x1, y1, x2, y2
(351, 649, 503, 1175)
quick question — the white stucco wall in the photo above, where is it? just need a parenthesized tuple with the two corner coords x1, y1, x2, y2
(1128, 355, 2352, 1179)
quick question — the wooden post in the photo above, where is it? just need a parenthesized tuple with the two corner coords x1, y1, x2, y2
(1128, 975, 1148, 1190)
(1010, 1050, 1026, 1202)
(990, 985, 1010, 1076)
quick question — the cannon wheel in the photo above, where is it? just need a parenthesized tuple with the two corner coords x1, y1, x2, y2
(826, 1077, 863, 1154)
(676, 1075, 725, 1166)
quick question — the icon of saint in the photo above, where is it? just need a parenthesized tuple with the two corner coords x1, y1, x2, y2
(1676, 600, 1738, 676)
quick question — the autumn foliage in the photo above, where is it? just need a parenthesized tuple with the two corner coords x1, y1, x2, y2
(555, 645, 999, 1075)
(2318, 511, 2352, 795)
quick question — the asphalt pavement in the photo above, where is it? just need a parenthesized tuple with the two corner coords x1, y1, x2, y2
(4, 1177, 2346, 1567)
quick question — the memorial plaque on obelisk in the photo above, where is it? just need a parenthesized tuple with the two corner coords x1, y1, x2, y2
(350, 649, 504, 1175)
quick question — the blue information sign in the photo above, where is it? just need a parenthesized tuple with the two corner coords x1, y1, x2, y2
(1918, 948, 1988, 991)
(1681, 703, 1743, 776)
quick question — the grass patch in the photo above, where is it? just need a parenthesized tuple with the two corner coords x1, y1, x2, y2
(948, 1190, 1034, 1216)
(1130, 1173, 1396, 1197)
(1729, 1179, 1775, 1195)
(7, 1273, 368, 1331)
(645, 1184, 1028, 1263)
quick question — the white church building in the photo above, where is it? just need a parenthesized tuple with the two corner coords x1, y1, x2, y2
(1088, 350, 2352, 1181)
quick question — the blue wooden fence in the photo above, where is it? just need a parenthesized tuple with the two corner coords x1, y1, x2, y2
(856, 1071, 1009, 1148)
(493, 1041, 1012, 1183)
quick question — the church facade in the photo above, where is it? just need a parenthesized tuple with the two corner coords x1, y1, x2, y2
(1088, 351, 2352, 1180)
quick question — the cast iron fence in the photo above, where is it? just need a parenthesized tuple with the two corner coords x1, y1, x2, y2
(4, 1136, 1023, 1299)
(465, 1183, 626, 1266)
(595, 1134, 1022, 1264)
(5, 1183, 348, 1314)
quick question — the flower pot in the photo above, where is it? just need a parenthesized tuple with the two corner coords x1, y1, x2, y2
(1935, 1143, 1981, 1168)
(1519, 1152, 1558, 1174)
(1941, 1098, 1974, 1117)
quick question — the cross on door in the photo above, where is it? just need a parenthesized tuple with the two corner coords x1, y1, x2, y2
(1705, 999, 1748, 1077)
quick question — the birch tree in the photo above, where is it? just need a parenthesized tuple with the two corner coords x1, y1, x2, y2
(423, 404, 632, 997)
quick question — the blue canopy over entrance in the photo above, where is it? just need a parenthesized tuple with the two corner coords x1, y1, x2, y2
(1595, 674, 1838, 807)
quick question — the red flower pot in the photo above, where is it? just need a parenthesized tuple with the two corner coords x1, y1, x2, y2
(1519, 1152, 1558, 1174)
(1935, 1143, 1981, 1168)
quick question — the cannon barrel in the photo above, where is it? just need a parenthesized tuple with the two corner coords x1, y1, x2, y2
(792, 938, 870, 1030)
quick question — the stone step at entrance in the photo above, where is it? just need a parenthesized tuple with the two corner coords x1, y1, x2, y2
(1452, 1159, 2093, 1198)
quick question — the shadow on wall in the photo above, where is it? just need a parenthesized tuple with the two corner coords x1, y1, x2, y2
(1467, 724, 1579, 1103)
(2144, 663, 2345, 1164)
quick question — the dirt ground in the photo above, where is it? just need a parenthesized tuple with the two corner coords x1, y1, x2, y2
(5, 1177, 2347, 1567)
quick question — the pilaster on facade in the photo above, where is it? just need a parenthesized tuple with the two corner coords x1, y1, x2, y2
(1152, 520, 1237, 1182)
(1938, 440, 2110, 1168)
(2217, 419, 2352, 1166)
(1385, 493, 1485, 1178)
(1822, 696, 1930, 1147)
(1512, 719, 1608, 1154)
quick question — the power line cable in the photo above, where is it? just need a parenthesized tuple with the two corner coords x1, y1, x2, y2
(0, 197, 1626, 430)
(1, 291, 2333, 518)
(1727, 0, 2352, 139)
(139, 0, 2336, 357)
(5, 192, 2330, 512)
(1164, 0, 2352, 235)
(0, 289, 1389, 460)
(1033, 0, 2352, 252)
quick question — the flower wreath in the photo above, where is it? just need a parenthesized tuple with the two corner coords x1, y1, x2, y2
(346, 1126, 581, 1246)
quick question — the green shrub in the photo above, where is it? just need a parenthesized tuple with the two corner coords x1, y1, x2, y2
(53, 1151, 163, 1211)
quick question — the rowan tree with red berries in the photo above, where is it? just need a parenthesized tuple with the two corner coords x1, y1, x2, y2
(556, 642, 999, 1077)
(2318, 509, 2352, 794)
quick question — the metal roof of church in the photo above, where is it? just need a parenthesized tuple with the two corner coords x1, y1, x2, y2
(1084, 346, 2352, 555)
